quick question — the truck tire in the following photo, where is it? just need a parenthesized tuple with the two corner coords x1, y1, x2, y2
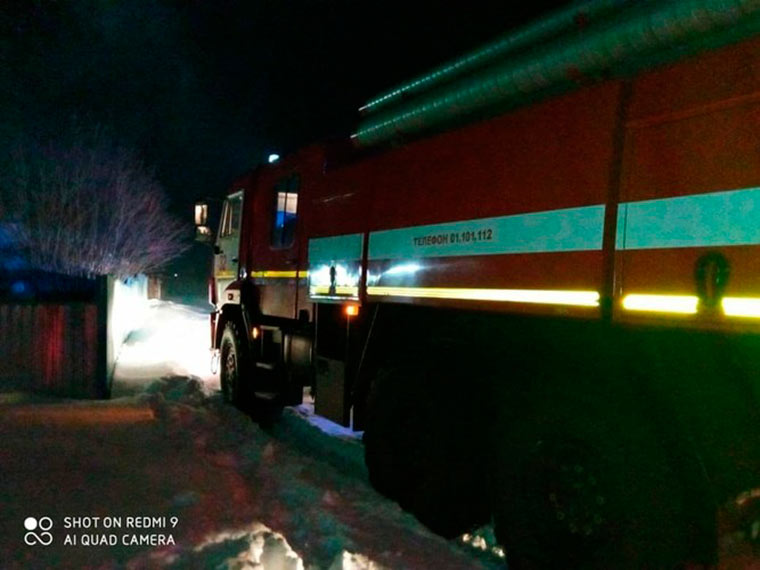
(220, 320, 248, 406)
(491, 409, 712, 569)
(364, 361, 490, 538)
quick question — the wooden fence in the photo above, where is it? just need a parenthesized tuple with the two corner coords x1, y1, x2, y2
(0, 275, 147, 398)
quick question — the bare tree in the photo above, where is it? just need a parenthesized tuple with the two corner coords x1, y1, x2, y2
(1, 129, 188, 278)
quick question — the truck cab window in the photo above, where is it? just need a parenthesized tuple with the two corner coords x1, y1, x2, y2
(220, 192, 243, 237)
(271, 174, 299, 248)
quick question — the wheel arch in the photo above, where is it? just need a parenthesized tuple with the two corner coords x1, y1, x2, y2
(215, 304, 248, 351)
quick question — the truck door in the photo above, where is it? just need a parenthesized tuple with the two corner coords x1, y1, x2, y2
(214, 190, 244, 302)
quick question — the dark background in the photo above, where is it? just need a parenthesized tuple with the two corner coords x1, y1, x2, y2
(0, 0, 566, 300)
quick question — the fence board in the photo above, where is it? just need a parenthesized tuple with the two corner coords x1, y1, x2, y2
(0, 302, 101, 396)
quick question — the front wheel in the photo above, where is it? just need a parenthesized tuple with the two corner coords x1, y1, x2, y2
(220, 321, 247, 405)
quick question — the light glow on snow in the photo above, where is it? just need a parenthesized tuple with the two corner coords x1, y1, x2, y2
(109, 276, 150, 356)
(192, 526, 389, 569)
(460, 528, 506, 560)
(339, 550, 384, 569)
(112, 300, 219, 396)
(106, 303, 497, 570)
(194, 524, 304, 569)
(309, 263, 361, 299)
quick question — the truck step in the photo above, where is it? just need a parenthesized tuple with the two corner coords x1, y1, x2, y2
(255, 362, 276, 370)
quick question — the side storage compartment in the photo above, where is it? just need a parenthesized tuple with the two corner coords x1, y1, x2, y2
(312, 302, 368, 427)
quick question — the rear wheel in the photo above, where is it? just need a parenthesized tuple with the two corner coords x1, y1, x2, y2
(492, 410, 713, 569)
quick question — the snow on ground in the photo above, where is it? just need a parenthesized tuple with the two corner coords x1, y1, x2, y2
(0, 300, 504, 570)
(7, 300, 756, 568)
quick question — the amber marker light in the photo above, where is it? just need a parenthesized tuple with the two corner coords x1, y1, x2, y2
(344, 304, 359, 317)
(251, 326, 260, 339)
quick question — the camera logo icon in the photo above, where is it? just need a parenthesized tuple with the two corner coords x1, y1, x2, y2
(24, 517, 53, 546)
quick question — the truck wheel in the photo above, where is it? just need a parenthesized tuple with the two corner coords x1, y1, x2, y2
(491, 415, 712, 569)
(220, 321, 248, 405)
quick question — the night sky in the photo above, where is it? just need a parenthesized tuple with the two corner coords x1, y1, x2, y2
(1, 0, 566, 292)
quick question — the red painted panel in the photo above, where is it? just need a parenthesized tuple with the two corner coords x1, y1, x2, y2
(369, 251, 603, 291)
(617, 39, 760, 331)
(84, 303, 98, 385)
(623, 101, 760, 202)
(43, 305, 64, 389)
(629, 36, 760, 124)
(615, 246, 760, 332)
(618, 246, 760, 297)
(240, 146, 326, 319)
(291, 84, 621, 319)
(322, 82, 621, 236)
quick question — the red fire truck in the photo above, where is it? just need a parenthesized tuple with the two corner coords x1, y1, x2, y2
(195, 1, 760, 567)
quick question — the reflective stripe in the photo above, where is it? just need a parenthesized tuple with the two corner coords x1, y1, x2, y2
(215, 270, 236, 279)
(722, 297, 760, 318)
(367, 286, 599, 307)
(616, 186, 760, 250)
(250, 270, 305, 278)
(621, 294, 699, 314)
(310, 285, 360, 296)
(621, 294, 760, 318)
(309, 233, 364, 264)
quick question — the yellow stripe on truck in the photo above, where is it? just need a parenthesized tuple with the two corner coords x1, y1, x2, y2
(310, 285, 360, 296)
(722, 297, 760, 318)
(250, 270, 307, 278)
(366, 286, 600, 307)
(621, 294, 698, 314)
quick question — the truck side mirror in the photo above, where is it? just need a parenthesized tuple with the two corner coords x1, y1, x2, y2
(196, 225, 213, 243)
